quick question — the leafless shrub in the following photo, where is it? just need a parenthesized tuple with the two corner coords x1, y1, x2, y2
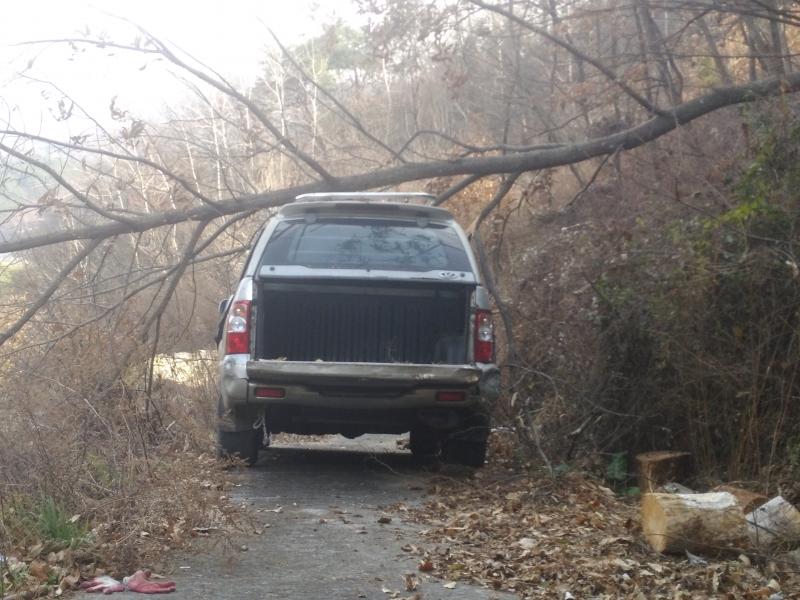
(485, 102, 800, 501)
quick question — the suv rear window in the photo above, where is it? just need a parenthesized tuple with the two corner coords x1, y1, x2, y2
(260, 218, 472, 272)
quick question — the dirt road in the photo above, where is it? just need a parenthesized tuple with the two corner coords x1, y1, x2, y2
(118, 435, 512, 600)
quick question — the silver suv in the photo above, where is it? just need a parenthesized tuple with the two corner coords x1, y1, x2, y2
(216, 193, 499, 466)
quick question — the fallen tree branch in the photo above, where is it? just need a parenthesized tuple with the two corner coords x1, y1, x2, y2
(434, 174, 485, 206)
(3, 72, 800, 254)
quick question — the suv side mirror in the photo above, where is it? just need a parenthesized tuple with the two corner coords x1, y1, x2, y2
(219, 297, 231, 315)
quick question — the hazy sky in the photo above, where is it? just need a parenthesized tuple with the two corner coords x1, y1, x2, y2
(0, 0, 358, 135)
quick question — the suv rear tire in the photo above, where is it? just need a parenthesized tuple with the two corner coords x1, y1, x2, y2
(409, 428, 441, 458)
(443, 438, 488, 467)
(217, 428, 260, 466)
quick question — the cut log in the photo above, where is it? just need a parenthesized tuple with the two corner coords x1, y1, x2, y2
(641, 492, 749, 554)
(745, 496, 800, 549)
(713, 485, 768, 513)
(635, 451, 692, 493)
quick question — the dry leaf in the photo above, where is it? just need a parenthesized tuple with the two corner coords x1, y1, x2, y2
(403, 573, 418, 591)
(386, 469, 800, 598)
(29, 559, 49, 581)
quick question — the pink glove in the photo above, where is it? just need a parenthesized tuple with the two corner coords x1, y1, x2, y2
(123, 570, 176, 594)
(80, 576, 125, 594)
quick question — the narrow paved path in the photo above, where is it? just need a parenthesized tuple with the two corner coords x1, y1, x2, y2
(117, 435, 512, 600)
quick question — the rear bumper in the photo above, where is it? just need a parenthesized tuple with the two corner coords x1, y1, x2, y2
(219, 356, 499, 412)
(248, 360, 481, 388)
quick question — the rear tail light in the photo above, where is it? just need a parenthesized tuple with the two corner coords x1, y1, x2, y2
(474, 309, 494, 363)
(436, 390, 466, 402)
(225, 300, 251, 355)
(254, 387, 285, 399)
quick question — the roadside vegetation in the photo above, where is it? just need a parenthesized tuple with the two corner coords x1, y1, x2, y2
(495, 106, 800, 494)
(0, 324, 241, 594)
(2, 0, 800, 597)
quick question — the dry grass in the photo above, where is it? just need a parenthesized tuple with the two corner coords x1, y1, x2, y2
(0, 333, 243, 595)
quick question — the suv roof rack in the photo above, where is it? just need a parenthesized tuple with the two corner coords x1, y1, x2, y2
(294, 192, 437, 205)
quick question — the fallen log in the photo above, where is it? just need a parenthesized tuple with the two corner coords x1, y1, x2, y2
(713, 485, 768, 513)
(641, 492, 750, 554)
(635, 451, 692, 493)
(746, 496, 800, 549)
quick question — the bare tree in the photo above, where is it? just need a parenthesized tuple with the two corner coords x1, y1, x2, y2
(1, 0, 799, 353)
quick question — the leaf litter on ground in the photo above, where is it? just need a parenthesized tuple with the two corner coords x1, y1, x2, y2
(390, 466, 800, 599)
(1, 453, 245, 599)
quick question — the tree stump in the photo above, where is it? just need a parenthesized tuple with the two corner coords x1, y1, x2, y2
(635, 451, 692, 493)
(641, 492, 749, 554)
(746, 496, 800, 549)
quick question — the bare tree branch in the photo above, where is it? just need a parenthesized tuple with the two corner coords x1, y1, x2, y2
(0, 238, 102, 347)
(22, 33, 338, 185)
(4, 70, 800, 254)
(566, 146, 623, 208)
(0, 129, 221, 210)
(469, 0, 670, 116)
(0, 141, 137, 224)
(435, 174, 486, 206)
(266, 28, 406, 165)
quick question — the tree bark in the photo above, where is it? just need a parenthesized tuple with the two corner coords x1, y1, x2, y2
(641, 492, 750, 554)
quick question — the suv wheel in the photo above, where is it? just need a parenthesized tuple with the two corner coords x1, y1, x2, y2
(443, 438, 488, 467)
(442, 414, 490, 467)
(409, 428, 441, 458)
(217, 428, 260, 466)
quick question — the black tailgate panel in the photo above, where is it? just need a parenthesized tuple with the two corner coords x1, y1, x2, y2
(256, 282, 470, 364)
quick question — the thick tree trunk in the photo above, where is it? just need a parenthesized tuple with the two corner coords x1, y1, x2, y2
(641, 492, 750, 554)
